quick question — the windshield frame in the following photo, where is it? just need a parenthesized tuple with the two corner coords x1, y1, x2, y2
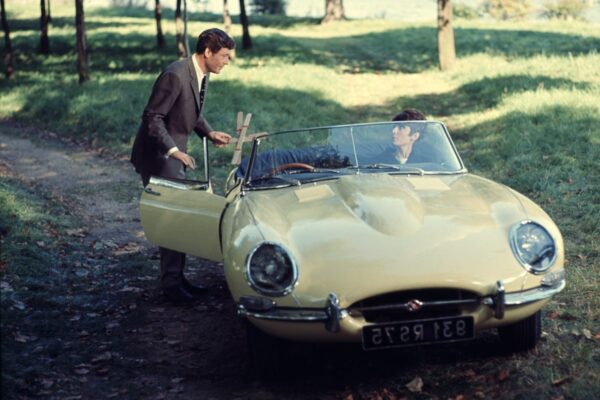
(241, 121, 467, 190)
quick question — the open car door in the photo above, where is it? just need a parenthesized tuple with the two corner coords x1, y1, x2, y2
(140, 177, 227, 262)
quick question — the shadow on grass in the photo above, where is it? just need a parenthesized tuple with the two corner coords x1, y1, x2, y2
(397, 75, 590, 117)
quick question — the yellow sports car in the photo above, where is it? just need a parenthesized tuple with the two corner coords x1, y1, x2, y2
(140, 121, 565, 370)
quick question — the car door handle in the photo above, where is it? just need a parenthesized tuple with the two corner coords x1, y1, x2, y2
(144, 187, 161, 196)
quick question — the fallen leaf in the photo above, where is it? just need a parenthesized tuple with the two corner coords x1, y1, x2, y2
(582, 329, 592, 340)
(74, 368, 89, 375)
(594, 332, 600, 340)
(571, 329, 581, 337)
(119, 286, 142, 293)
(91, 351, 112, 363)
(497, 369, 510, 382)
(14, 332, 36, 343)
(40, 378, 54, 389)
(552, 377, 571, 386)
(170, 377, 185, 384)
(66, 228, 87, 237)
(547, 310, 560, 319)
(36, 241, 46, 248)
(12, 300, 26, 310)
(406, 376, 423, 393)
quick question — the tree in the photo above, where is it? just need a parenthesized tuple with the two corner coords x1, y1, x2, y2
(75, 0, 89, 83)
(223, 0, 236, 59)
(40, 0, 50, 54)
(322, 0, 345, 23)
(437, 0, 456, 70)
(175, 0, 191, 57)
(154, 0, 165, 49)
(251, 0, 286, 14)
(239, 0, 252, 49)
(1, 0, 15, 79)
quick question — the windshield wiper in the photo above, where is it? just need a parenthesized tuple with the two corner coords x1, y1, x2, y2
(287, 168, 341, 174)
(357, 164, 426, 176)
(249, 174, 301, 187)
(389, 167, 426, 176)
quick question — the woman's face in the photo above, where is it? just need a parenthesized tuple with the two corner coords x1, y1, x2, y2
(392, 125, 417, 147)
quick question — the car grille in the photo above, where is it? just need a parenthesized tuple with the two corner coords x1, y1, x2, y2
(348, 289, 481, 323)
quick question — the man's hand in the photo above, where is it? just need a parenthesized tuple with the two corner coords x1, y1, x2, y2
(171, 150, 196, 169)
(207, 131, 232, 148)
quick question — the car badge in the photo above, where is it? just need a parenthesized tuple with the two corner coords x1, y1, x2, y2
(406, 299, 423, 312)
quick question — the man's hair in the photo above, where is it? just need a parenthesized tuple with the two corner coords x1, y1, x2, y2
(392, 108, 427, 121)
(196, 28, 235, 54)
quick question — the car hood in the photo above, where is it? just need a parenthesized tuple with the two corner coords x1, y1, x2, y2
(244, 173, 533, 306)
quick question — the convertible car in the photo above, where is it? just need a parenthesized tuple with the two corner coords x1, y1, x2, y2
(140, 121, 565, 369)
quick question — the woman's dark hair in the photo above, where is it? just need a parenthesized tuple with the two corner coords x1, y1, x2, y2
(392, 108, 427, 121)
(196, 28, 236, 54)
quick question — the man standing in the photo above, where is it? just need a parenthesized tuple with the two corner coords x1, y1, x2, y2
(131, 28, 234, 305)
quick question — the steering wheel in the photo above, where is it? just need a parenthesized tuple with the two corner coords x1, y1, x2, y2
(269, 162, 315, 175)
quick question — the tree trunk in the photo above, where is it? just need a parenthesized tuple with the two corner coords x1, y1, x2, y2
(239, 0, 252, 49)
(183, 0, 190, 56)
(223, 0, 232, 32)
(47, 0, 52, 22)
(223, 0, 236, 60)
(322, 0, 345, 23)
(175, 0, 186, 57)
(75, 0, 89, 83)
(40, 0, 50, 54)
(1, 0, 15, 79)
(155, 0, 165, 49)
(437, 0, 456, 71)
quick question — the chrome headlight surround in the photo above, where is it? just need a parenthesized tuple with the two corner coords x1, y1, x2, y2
(509, 221, 557, 274)
(245, 241, 298, 297)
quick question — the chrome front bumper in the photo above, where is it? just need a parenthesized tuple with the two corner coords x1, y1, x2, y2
(237, 279, 566, 333)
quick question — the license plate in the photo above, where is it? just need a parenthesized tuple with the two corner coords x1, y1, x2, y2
(362, 316, 474, 350)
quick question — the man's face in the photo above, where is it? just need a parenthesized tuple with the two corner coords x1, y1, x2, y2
(392, 125, 418, 147)
(204, 47, 231, 74)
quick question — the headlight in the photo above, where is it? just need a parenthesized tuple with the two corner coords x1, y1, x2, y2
(510, 221, 557, 274)
(246, 242, 298, 297)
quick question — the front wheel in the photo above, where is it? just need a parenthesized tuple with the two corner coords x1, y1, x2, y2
(498, 310, 541, 352)
(245, 321, 290, 379)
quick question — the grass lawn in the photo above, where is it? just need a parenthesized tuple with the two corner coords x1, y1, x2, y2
(1, 2, 599, 399)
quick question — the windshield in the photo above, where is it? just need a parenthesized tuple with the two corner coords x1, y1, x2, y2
(238, 121, 464, 188)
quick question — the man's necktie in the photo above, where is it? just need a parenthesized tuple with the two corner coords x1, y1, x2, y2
(199, 76, 207, 112)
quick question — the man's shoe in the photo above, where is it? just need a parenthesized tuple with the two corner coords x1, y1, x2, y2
(163, 285, 195, 305)
(182, 277, 208, 295)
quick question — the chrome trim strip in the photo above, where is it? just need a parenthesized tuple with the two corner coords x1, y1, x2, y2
(148, 177, 209, 191)
(238, 305, 328, 321)
(351, 298, 481, 313)
(504, 279, 565, 306)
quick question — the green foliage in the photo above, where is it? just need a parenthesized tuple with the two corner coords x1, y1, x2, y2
(543, 0, 590, 20)
(251, 0, 287, 15)
(480, 0, 533, 20)
(453, 2, 480, 19)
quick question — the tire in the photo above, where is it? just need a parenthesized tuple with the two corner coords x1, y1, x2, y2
(498, 310, 541, 352)
(245, 321, 289, 379)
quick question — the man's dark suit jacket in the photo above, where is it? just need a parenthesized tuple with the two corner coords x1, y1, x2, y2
(130, 57, 212, 177)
